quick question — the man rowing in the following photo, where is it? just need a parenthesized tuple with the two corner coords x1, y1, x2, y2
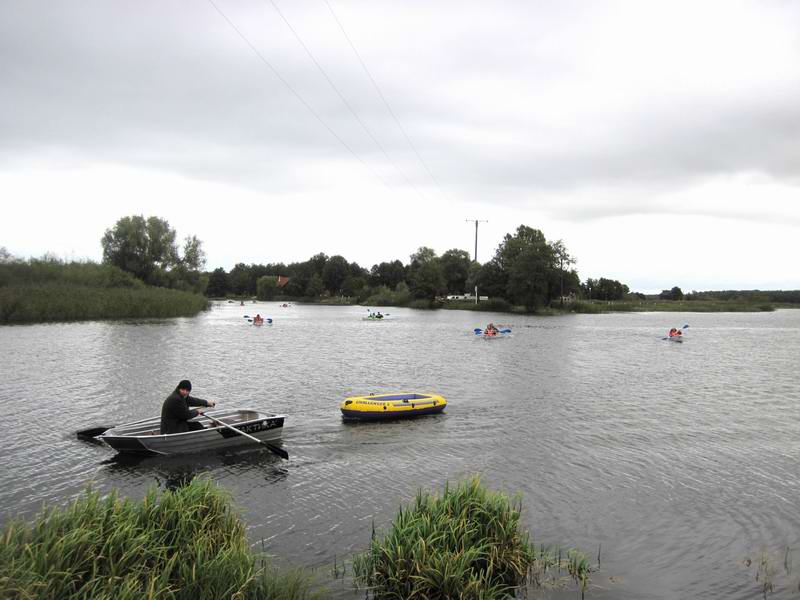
(160, 380, 216, 434)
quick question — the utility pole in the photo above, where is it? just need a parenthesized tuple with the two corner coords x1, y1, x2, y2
(465, 219, 487, 304)
(465, 219, 488, 262)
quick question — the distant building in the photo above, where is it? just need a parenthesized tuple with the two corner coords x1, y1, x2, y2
(277, 275, 290, 288)
(445, 294, 488, 301)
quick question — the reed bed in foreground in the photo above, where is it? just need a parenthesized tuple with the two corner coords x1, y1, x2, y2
(0, 479, 324, 600)
(352, 476, 591, 599)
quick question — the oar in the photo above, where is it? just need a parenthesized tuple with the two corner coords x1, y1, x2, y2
(77, 426, 112, 439)
(76, 413, 157, 440)
(204, 414, 288, 460)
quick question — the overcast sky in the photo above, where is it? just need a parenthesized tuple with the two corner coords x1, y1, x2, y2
(1, 0, 798, 292)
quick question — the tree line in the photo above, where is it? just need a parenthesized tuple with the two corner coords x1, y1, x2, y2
(93, 217, 634, 309)
(204, 224, 628, 310)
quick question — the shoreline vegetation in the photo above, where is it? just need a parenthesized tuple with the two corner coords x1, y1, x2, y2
(221, 293, 785, 314)
(0, 478, 325, 600)
(3, 211, 799, 324)
(0, 477, 592, 599)
(0, 259, 208, 324)
(0, 257, 792, 325)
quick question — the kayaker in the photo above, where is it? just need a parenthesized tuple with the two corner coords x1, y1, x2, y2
(160, 380, 216, 434)
(668, 328, 678, 337)
(254, 314, 263, 324)
(485, 323, 498, 335)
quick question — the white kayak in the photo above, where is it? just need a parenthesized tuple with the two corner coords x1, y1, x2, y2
(97, 409, 284, 455)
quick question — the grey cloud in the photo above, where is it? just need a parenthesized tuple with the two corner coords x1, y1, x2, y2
(2, 0, 799, 218)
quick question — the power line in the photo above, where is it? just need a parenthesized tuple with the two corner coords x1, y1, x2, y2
(323, 0, 448, 198)
(267, 0, 427, 200)
(206, 0, 392, 189)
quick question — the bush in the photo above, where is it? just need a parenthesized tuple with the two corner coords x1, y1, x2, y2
(0, 478, 324, 600)
(352, 477, 591, 599)
(361, 282, 412, 307)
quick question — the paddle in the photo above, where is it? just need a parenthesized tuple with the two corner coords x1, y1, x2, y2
(204, 414, 289, 460)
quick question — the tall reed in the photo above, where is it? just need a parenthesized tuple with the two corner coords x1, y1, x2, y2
(352, 476, 591, 599)
(0, 284, 208, 323)
(0, 479, 324, 600)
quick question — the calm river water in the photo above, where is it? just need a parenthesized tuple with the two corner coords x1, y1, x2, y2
(1, 304, 799, 599)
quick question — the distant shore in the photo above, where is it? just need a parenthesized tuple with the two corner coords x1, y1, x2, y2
(226, 296, 783, 314)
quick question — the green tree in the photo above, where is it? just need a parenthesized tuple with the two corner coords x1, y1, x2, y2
(305, 273, 325, 297)
(475, 260, 507, 299)
(659, 286, 684, 301)
(228, 263, 251, 296)
(439, 249, 471, 294)
(495, 226, 555, 309)
(342, 275, 367, 297)
(322, 255, 349, 295)
(101, 216, 205, 288)
(308, 252, 328, 276)
(256, 275, 278, 300)
(282, 277, 307, 297)
(370, 260, 406, 289)
(206, 268, 229, 297)
(406, 247, 445, 299)
(506, 244, 554, 309)
(551, 239, 575, 301)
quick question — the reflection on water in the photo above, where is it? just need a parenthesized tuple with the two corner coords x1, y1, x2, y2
(99, 446, 291, 491)
(2, 304, 800, 599)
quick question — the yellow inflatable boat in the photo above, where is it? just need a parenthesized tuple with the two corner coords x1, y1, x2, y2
(340, 393, 447, 421)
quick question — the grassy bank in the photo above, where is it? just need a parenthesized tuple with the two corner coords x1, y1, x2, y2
(352, 476, 591, 598)
(0, 479, 324, 600)
(0, 260, 208, 324)
(569, 299, 775, 313)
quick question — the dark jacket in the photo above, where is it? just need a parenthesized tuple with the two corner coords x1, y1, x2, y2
(160, 390, 211, 434)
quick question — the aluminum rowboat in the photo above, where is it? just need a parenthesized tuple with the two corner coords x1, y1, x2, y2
(98, 409, 284, 455)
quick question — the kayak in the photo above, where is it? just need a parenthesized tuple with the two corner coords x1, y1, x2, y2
(474, 327, 511, 338)
(664, 335, 684, 343)
(341, 393, 447, 421)
(92, 409, 285, 455)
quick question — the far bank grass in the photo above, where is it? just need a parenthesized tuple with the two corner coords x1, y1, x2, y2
(0, 261, 208, 324)
(0, 478, 324, 600)
(569, 299, 775, 313)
